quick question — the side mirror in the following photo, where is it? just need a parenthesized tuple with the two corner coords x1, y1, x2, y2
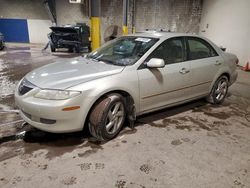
(147, 58, 165, 68)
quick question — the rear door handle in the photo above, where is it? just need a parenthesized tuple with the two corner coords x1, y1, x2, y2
(179, 68, 190, 74)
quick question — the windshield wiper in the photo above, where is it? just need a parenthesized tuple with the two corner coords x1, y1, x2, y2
(99, 59, 124, 66)
(85, 55, 100, 62)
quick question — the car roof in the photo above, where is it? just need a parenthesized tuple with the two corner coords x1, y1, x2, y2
(127, 31, 198, 39)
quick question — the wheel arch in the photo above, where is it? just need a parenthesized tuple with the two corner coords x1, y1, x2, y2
(209, 70, 231, 92)
(83, 89, 136, 131)
(221, 72, 230, 82)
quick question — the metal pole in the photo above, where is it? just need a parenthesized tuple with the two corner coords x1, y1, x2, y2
(132, 0, 136, 33)
(122, 0, 129, 35)
(90, 0, 101, 50)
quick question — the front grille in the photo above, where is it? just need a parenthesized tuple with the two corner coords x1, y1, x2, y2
(19, 85, 33, 95)
(18, 79, 36, 96)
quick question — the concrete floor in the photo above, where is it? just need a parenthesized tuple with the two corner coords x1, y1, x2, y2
(0, 43, 249, 188)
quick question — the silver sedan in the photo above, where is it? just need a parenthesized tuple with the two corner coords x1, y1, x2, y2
(15, 32, 238, 141)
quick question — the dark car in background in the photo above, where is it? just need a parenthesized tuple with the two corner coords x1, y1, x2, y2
(0, 32, 5, 50)
(49, 23, 91, 53)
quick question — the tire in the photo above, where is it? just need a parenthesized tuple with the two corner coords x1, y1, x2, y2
(50, 43, 56, 52)
(0, 43, 4, 50)
(75, 46, 80, 53)
(88, 45, 91, 52)
(88, 94, 126, 141)
(206, 75, 229, 104)
(68, 47, 74, 53)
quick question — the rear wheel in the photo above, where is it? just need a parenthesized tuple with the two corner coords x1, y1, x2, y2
(88, 94, 126, 141)
(206, 75, 229, 104)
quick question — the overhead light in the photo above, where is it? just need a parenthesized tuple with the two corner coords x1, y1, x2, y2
(69, 0, 84, 4)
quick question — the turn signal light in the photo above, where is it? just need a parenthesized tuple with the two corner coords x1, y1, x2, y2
(62, 106, 80, 111)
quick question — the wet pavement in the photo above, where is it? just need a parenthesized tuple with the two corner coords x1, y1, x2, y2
(0, 43, 79, 138)
(0, 43, 250, 188)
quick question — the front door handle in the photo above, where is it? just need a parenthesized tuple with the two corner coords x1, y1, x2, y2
(179, 68, 190, 74)
(215, 60, 222, 65)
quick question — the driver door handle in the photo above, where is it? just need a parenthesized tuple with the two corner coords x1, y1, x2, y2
(215, 60, 222, 65)
(179, 68, 190, 74)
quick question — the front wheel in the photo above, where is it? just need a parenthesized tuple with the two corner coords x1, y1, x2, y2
(88, 94, 126, 141)
(50, 42, 56, 52)
(206, 75, 229, 104)
(0, 43, 4, 50)
(74, 45, 80, 53)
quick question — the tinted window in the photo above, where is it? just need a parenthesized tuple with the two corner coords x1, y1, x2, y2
(147, 38, 185, 64)
(187, 38, 218, 60)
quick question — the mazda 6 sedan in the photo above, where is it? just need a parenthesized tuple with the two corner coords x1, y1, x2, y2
(15, 32, 238, 141)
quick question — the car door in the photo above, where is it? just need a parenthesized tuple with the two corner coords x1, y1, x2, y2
(185, 37, 223, 98)
(137, 37, 191, 113)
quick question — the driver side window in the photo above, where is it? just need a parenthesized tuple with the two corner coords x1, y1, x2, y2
(146, 37, 186, 65)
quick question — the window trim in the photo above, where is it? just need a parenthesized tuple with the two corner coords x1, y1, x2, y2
(138, 37, 187, 70)
(185, 36, 219, 61)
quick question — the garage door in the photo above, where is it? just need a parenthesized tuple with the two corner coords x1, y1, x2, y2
(0, 18, 30, 43)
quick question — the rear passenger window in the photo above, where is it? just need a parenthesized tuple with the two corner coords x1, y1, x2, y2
(187, 38, 218, 60)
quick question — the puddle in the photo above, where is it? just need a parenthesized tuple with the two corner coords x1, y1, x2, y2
(175, 125, 192, 131)
(203, 111, 231, 120)
(77, 141, 103, 157)
(0, 128, 105, 161)
(171, 139, 182, 146)
(0, 45, 79, 100)
(7, 47, 31, 51)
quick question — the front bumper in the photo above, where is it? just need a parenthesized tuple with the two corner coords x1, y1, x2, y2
(15, 87, 86, 133)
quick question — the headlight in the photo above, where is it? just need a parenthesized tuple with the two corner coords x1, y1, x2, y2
(34, 89, 81, 100)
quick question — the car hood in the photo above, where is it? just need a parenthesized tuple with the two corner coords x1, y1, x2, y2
(25, 57, 125, 89)
(50, 26, 77, 33)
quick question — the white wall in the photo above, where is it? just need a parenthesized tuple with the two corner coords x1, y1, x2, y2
(55, 0, 89, 26)
(27, 19, 52, 44)
(0, 0, 49, 20)
(199, 0, 250, 66)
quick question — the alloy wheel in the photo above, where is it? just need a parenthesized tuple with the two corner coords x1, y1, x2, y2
(105, 102, 125, 134)
(215, 79, 228, 101)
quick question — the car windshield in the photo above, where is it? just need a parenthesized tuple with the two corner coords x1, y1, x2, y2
(87, 36, 159, 66)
